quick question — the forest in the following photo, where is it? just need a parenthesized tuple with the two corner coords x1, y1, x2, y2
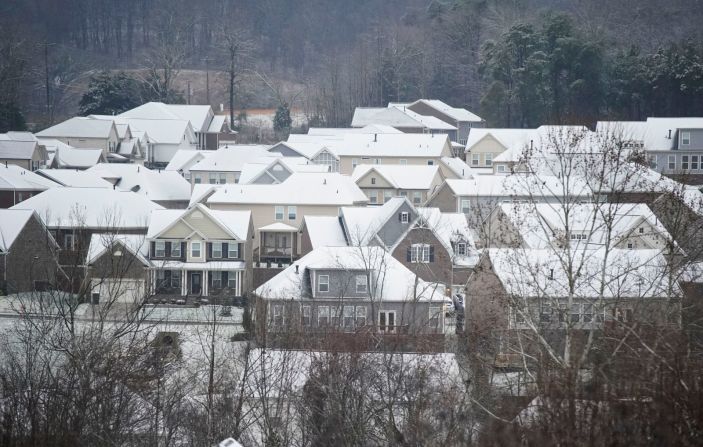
(1, 0, 703, 131)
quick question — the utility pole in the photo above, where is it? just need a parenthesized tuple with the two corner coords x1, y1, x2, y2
(187, 80, 191, 105)
(44, 42, 52, 124)
(205, 58, 210, 105)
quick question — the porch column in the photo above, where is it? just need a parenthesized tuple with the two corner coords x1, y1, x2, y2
(202, 269, 208, 296)
(181, 270, 187, 296)
(237, 270, 242, 296)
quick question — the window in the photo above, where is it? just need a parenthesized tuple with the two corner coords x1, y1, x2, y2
(668, 155, 676, 170)
(411, 244, 431, 263)
(429, 305, 442, 331)
(471, 153, 480, 166)
(331, 306, 341, 326)
(171, 242, 181, 257)
(318, 306, 330, 326)
(627, 242, 634, 249)
(485, 153, 493, 167)
(219, 173, 227, 184)
(693, 155, 699, 171)
(167, 270, 180, 288)
(540, 303, 552, 323)
(274, 206, 284, 220)
(369, 190, 378, 204)
(155, 240, 166, 257)
(228, 243, 239, 258)
(582, 303, 593, 323)
(356, 306, 367, 327)
(302, 305, 311, 326)
(312, 150, 339, 172)
(212, 271, 222, 288)
(383, 190, 393, 203)
(191, 241, 201, 258)
(460, 199, 470, 214)
(497, 164, 506, 173)
(427, 160, 434, 166)
(413, 191, 422, 205)
(356, 275, 368, 293)
(343, 306, 355, 331)
(399, 159, 407, 165)
(648, 155, 657, 169)
(613, 307, 633, 323)
(513, 307, 526, 324)
(272, 304, 284, 327)
(379, 310, 396, 333)
(570, 303, 581, 323)
(352, 158, 359, 169)
(371, 177, 376, 185)
(400, 212, 409, 223)
(288, 206, 297, 220)
(228, 271, 237, 288)
(682, 155, 689, 170)
(318, 275, 329, 292)
(681, 131, 691, 146)
(194, 174, 202, 184)
(456, 242, 466, 256)
(209, 173, 218, 184)
(638, 227, 644, 234)
(569, 232, 588, 241)
(212, 242, 223, 258)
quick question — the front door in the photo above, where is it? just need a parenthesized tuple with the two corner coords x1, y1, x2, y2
(191, 272, 202, 295)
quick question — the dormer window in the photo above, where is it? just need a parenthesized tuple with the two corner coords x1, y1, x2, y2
(371, 177, 376, 185)
(638, 227, 644, 234)
(356, 275, 368, 293)
(681, 131, 691, 146)
(318, 275, 329, 292)
(456, 242, 467, 256)
(400, 212, 409, 223)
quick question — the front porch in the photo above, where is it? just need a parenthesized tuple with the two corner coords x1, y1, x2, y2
(151, 263, 245, 299)
(256, 223, 298, 265)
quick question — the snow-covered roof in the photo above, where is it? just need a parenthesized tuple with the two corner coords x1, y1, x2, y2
(464, 128, 533, 152)
(0, 131, 37, 142)
(87, 163, 191, 202)
(118, 118, 193, 145)
(416, 207, 479, 267)
(0, 164, 59, 190)
(390, 105, 457, 130)
(258, 222, 298, 232)
(189, 145, 272, 172)
(206, 173, 368, 206)
(351, 164, 441, 190)
(164, 149, 209, 172)
(286, 133, 451, 158)
(0, 140, 39, 160)
(207, 114, 228, 133)
(238, 156, 328, 184)
(497, 202, 673, 249)
(36, 117, 115, 139)
(444, 174, 591, 198)
(596, 118, 703, 151)
(440, 156, 474, 179)
(307, 124, 402, 135)
(255, 246, 446, 302)
(147, 204, 251, 240)
(488, 248, 675, 298)
(351, 106, 457, 131)
(37, 168, 113, 188)
(340, 197, 409, 246)
(11, 187, 163, 229)
(120, 102, 214, 132)
(301, 215, 347, 249)
(411, 99, 483, 122)
(86, 233, 150, 266)
(50, 147, 105, 169)
(0, 209, 35, 252)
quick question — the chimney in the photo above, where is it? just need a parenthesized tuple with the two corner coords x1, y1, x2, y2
(295, 265, 299, 274)
(668, 129, 672, 139)
(530, 140, 534, 150)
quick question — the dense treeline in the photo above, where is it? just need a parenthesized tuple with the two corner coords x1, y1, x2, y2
(0, 0, 702, 128)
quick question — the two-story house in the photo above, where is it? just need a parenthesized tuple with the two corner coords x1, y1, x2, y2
(188, 144, 271, 188)
(36, 117, 121, 156)
(463, 128, 533, 169)
(253, 246, 449, 341)
(402, 99, 485, 145)
(351, 164, 445, 206)
(0, 132, 49, 171)
(146, 204, 253, 303)
(0, 164, 59, 208)
(351, 105, 459, 141)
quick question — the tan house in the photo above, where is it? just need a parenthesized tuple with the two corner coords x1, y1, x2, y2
(351, 164, 445, 206)
(0, 132, 48, 170)
(463, 128, 532, 168)
(36, 117, 120, 155)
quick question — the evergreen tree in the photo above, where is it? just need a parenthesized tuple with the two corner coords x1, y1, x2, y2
(78, 71, 142, 115)
(0, 101, 27, 132)
(273, 103, 292, 133)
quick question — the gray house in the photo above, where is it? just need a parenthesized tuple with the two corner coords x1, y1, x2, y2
(403, 99, 485, 146)
(253, 246, 450, 341)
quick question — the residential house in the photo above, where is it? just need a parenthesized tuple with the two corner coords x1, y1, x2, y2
(237, 157, 329, 185)
(11, 187, 163, 272)
(253, 246, 449, 338)
(188, 144, 272, 188)
(466, 248, 679, 368)
(146, 204, 253, 303)
(87, 115, 144, 162)
(36, 169, 114, 188)
(39, 140, 106, 170)
(307, 124, 403, 136)
(120, 102, 233, 150)
(85, 234, 150, 305)
(165, 149, 211, 181)
(35, 117, 120, 155)
(350, 164, 445, 206)
(203, 172, 368, 285)
(351, 106, 458, 141)
(0, 209, 61, 293)
(464, 128, 533, 169)
(87, 163, 191, 208)
(402, 99, 485, 145)
(0, 164, 59, 208)
(115, 118, 197, 167)
(0, 132, 48, 170)
(596, 118, 703, 178)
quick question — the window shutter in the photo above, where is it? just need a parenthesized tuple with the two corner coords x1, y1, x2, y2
(208, 271, 212, 287)
(222, 271, 228, 286)
(406, 247, 411, 262)
(207, 243, 212, 258)
(150, 241, 155, 257)
(222, 242, 228, 258)
(165, 270, 171, 283)
(429, 246, 435, 262)
(165, 241, 171, 257)
(181, 242, 186, 259)
(239, 243, 243, 259)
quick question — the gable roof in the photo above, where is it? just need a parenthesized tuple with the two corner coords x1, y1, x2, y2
(147, 204, 251, 240)
(206, 173, 368, 206)
(440, 156, 474, 179)
(86, 233, 150, 266)
(165, 149, 209, 172)
(189, 145, 271, 172)
(118, 118, 194, 145)
(443, 174, 591, 198)
(416, 207, 479, 266)
(286, 133, 451, 158)
(411, 99, 483, 122)
(0, 209, 35, 252)
(464, 128, 534, 153)
(0, 140, 40, 160)
(255, 246, 446, 302)
(300, 215, 347, 249)
(120, 102, 214, 132)
(352, 164, 441, 190)
(11, 187, 164, 229)
(389, 106, 457, 130)
(50, 147, 105, 169)
(596, 118, 703, 151)
(307, 124, 403, 135)
(87, 163, 191, 202)
(238, 156, 328, 184)
(36, 169, 113, 188)
(340, 197, 410, 246)
(0, 164, 60, 190)
(36, 117, 116, 139)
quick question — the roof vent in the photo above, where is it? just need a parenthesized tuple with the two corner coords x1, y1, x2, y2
(323, 178, 327, 185)
(374, 133, 377, 142)
(668, 129, 672, 139)
(295, 265, 299, 274)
